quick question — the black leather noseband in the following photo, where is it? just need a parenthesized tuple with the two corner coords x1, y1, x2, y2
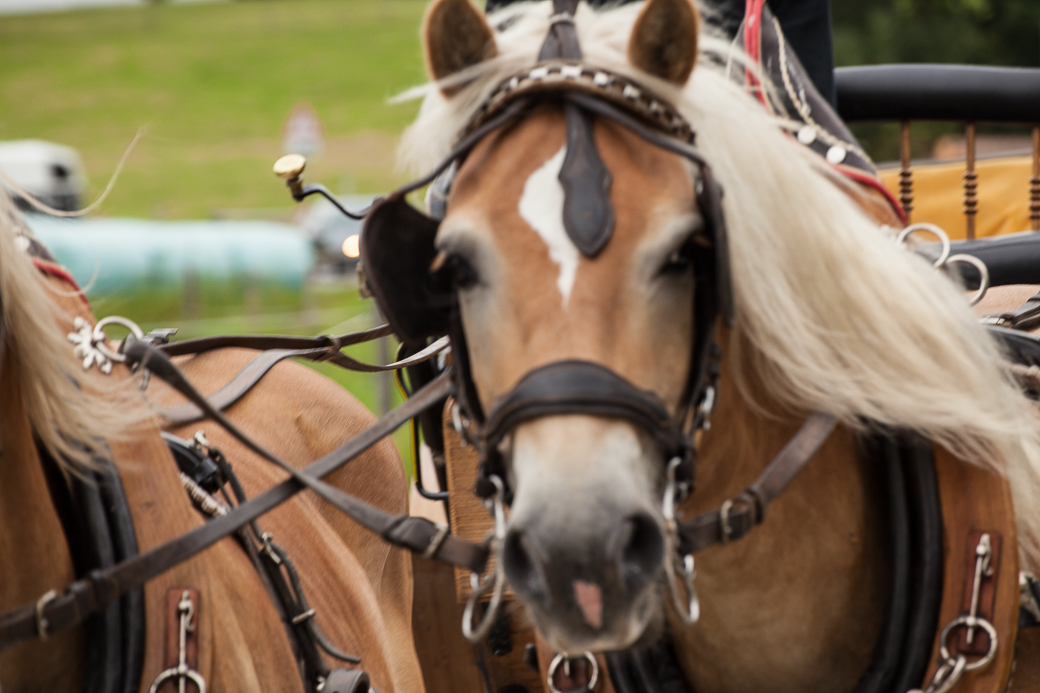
(477, 361, 690, 498)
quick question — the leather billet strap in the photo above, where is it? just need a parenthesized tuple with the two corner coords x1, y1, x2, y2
(0, 358, 477, 654)
(158, 324, 393, 357)
(322, 668, 371, 693)
(538, 0, 581, 62)
(159, 336, 449, 426)
(159, 323, 448, 374)
(676, 412, 838, 554)
(161, 349, 301, 426)
(983, 291, 1040, 331)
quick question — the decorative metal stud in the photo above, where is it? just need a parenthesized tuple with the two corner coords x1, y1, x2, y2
(826, 145, 847, 165)
(68, 317, 113, 375)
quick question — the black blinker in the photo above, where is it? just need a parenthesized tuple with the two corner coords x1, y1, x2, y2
(359, 195, 453, 347)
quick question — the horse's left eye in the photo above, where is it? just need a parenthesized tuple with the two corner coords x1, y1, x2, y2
(659, 244, 693, 276)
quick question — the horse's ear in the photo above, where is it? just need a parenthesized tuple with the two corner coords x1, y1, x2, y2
(423, 0, 498, 92)
(628, 0, 699, 85)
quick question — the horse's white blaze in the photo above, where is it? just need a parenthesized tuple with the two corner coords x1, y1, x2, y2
(518, 145, 578, 307)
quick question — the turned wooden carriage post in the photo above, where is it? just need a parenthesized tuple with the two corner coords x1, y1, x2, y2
(963, 122, 978, 240)
(899, 120, 914, 223)
(1030, 124, 1040, 232)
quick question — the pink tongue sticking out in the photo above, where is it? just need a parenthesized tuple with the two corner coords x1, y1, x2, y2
(573, 579, 603, 630)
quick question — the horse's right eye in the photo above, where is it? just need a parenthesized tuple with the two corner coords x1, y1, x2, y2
(441, 253, 479, 289)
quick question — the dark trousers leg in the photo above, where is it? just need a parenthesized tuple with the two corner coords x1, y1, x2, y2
(768, 0, 835, 106)
(708, 0, 835, 106)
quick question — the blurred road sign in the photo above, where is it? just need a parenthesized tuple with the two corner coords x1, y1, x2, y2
(282, 103, 325, 160)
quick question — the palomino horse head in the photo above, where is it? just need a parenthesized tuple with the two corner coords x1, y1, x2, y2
(421, 0, 705, 652)
(408, 0, 1040, 676)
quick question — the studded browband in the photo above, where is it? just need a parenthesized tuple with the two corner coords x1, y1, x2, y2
(467, 60, 695, 145)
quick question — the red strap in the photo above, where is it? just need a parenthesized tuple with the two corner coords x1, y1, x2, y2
(743, 0, 766, 62)
(743, 0, 769, 107)
(31, 258, 91, 309)
(837, 166, 908, 226)
(739, 1, 906, 224)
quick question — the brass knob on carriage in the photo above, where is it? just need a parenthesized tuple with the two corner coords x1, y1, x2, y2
(273, 154, 307, 200)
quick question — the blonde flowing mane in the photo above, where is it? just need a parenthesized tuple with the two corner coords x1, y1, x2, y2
(398, 0, 1040, 570)
(0, 188, 143, 469)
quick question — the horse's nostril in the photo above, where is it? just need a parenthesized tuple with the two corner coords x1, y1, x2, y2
(621, 512, 665, 589)
(502, 529, 545, 600)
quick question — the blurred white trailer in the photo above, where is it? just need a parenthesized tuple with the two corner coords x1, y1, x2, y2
(0, 140, 87, 212)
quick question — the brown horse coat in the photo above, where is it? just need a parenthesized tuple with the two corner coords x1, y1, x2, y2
(0, 272, 422, 693)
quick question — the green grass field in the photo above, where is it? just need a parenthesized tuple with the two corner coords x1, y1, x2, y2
(0, 0, 427, 219)
(0, 0, 433, 471)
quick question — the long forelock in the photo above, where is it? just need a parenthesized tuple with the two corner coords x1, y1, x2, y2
(398, 0, 1040, 570)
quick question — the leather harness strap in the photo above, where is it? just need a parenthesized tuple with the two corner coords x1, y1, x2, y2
(676, 412, 838, 554)
(123, 339, 483, 566)
(158, 325, 393, 357)
(160, 348, 299, 426)
(982, 291, 1040, 332)
(321, 668, 372, 693)
(158, 334, 448, 426)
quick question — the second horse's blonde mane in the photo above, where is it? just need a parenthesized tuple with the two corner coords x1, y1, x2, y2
(397, 0, 1040, 570)
(0, 189, 146, 471)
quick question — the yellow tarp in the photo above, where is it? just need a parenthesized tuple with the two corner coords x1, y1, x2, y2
(878, 156, 1037, 240)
